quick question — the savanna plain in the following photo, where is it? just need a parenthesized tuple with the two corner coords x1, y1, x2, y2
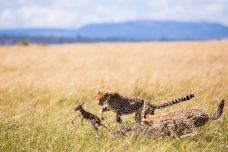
(0, 41, 227, 152)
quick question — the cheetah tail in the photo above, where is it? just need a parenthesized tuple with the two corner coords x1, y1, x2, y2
(209, 99, 225, 120)
(154, 93, 195, 109)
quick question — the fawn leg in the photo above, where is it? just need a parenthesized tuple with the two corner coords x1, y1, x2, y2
(71, 114, 80, 124)
(91, 123, 99, 137)
(100, 124, 108, 130)
(99, 123, 113, 136)
(81, 117, 84, 125)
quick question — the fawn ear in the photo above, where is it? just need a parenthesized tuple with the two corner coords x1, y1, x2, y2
(97, 91, 104, 99)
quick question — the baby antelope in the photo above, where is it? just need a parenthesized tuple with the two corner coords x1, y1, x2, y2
(72, 102, 108, 136)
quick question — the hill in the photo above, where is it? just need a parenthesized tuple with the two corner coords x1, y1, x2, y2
(0, 20, 228, 44)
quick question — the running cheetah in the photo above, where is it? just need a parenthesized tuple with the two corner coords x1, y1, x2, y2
(141, 99, 225, 138)
(97, 91, 194, 124)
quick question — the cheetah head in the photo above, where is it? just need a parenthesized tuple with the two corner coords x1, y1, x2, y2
(97, 91, 120, 106)
(97, 91, 109, 106)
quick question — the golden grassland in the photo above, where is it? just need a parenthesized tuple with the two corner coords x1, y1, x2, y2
(0, 41, 228, 152)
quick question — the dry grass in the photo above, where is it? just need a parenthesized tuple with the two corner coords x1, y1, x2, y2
(0, 41, 228, 152)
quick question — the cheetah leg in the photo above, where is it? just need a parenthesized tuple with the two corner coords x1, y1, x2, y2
(71, 114, 80, 124)
(116, 113, 122, 124)
(134, 111, 142, 124)
(100, 107, 107, 120)
(180, 128, 198, 138)
(180, 131, 197, 138)
(180, 120, 198, 138)
(167, 120, 180, 138)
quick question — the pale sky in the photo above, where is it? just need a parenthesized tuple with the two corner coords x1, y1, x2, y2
(0, 0, 228, 29)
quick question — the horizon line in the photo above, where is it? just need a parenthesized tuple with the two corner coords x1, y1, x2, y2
(0, 19, 227, 30)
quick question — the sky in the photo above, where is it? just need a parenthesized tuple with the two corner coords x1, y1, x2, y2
(0, 0, 228, 29)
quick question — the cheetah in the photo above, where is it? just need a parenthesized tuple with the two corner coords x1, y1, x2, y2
(97, 91, 194, 124)
(72, 102, 108, 136)
(141, 99, 225, 138)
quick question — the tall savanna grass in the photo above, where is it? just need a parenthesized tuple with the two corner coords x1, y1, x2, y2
(0, 41, 227, 151)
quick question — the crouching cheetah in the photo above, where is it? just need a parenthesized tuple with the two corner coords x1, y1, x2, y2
(97, 91, 194, 124)
(72, 102, 108, 136)
(141, 99, 225, 138)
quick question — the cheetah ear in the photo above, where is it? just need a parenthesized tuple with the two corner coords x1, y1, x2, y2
(98, 91, 104, 95)
(113, 92, 120, 97)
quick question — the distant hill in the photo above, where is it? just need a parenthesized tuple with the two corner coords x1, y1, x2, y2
(0, 20, 228, 44)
